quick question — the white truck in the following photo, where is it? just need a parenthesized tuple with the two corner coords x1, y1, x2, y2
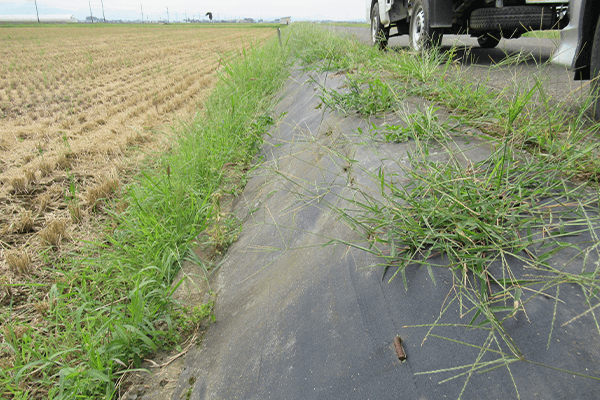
(367, 0, 569, 50)
(367, 1, 600, 119)
(551, 0, 600, 119)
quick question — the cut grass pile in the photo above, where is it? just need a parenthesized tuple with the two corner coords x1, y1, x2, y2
(284, 23, 600, 397)
(0, 25, 288, 398)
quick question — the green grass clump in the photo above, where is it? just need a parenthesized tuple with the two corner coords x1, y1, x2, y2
(377, 143, 594, 289)
(319, 75, 398, 116)
(356, 104, 458, 142)
(286, 23, 381, 71)
(0, 32, 290, 399)
(522, 30, 561, 40)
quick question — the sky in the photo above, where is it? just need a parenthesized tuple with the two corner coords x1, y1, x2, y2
(0, 0, 369, 22)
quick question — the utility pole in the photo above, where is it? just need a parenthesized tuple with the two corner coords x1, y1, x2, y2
(101, 0, 106, 22)
(89, 0, 94, 23)
(140, 4, 144, 23)
(166, 6, 169, 24)
(33, 0, 40, 23)
(185, 10, 187, 23)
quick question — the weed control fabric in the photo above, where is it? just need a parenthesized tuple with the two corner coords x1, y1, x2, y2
(171, 70, 600, 399)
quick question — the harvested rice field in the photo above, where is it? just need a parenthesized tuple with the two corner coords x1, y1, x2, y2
(0, 24, 274, 309)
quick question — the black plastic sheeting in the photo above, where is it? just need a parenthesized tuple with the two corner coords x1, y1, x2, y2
(171, 70, 600, 400)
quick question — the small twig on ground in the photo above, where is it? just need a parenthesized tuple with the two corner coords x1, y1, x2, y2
(148, 333, 198, 369)
(93, 296, 128, 312)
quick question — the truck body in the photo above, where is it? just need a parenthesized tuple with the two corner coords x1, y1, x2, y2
(367, 0, 569, 50)
(367, 0, 600, 119)
(551, 0, 599, 80)
(551, 0, 600, 119)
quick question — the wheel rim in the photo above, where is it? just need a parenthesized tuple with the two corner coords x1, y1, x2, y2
(411, 7, 425, 50)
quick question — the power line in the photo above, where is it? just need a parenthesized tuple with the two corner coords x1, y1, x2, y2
(33, 0, 39, 23)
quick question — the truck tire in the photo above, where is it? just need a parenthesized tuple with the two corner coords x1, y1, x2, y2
(409, 0, 443, 51)
(470, 6, 554, 33)
(590, 15, 600, 120)
(371, 3, 390, 49)
(477, 32, 501, 48)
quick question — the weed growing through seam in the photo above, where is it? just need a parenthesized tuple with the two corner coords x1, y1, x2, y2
(321, 135, 600, 396)
(358, 123, 413, 143)
(393, 104, 457, 142)
(388, 47, 449, 83)
(319, 74, 398, 116)
(357, 104, 457, 143)
(374, 143, 596, 289)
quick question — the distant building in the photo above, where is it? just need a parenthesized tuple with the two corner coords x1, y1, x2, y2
(280, 16, 291, 25)
(85, 16, 102, 23)
(0, 14, 78, 23)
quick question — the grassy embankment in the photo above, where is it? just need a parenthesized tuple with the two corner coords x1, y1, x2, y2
(284, 23, 600, 396)
(1, 27, 290, 398)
